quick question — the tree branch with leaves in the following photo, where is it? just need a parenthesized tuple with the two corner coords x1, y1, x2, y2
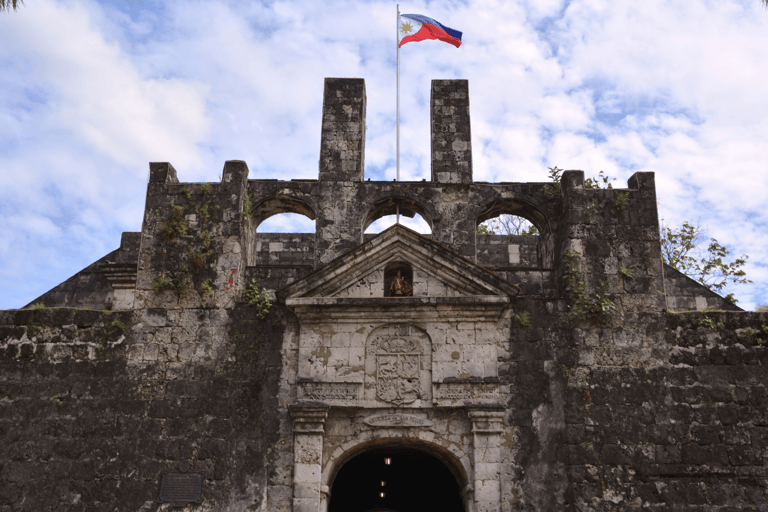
(661, 220, 750, 304)
(0, 0, 24, 12)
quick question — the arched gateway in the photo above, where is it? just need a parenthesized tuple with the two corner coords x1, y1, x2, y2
(281, 224, 518, 512)
(328, 442, 465, 512)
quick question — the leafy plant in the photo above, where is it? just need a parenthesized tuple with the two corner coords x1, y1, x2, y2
(475, 223, 494, 235)
(180, 187, 192, 200)
(186, 247, 212, 271)
(111, 319, 126, 332)
(200, 183, 211, 196)
(157, 204, 188, 243)
(615, 191, 630, 211)
(563, 249, 616, 324)
(739, 327, 759, 337)
(620, 266, 636, 279)
(243, 190, 254, 217)
(476, 216, 539, 235)
(195, 203, 211, 227)
(242, 278, 272, 319)
(544, 165, 564, 208)
(583, 170, 615, 190)
(152, 277, 174, 294)
(697, 314, 723, 332)
(199, 278, 215, 298)
(661, 220, 750, 303)
(154, 198, 220, 298)
(152, 275, 190, 295)
(514, 311, 532, 328)
(200, 230, 211, 251)
(31, 302, 45, 310)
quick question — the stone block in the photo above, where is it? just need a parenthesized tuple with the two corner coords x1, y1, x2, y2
(293, 463, 321, 483)
(292, 497, 321, 512)
(292, 481, 320, 499)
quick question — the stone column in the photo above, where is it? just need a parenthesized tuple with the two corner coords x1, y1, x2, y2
(290, 406, 328, 512)
(319, 485, 331, 512)
(431, 79, 473, 184)
(467, 407, 505, 512)
(429, 80, 476, 260)
(314, 78, 366, 267)
(319, 78, 366, 183)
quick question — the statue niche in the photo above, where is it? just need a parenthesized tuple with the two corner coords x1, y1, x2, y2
(384, 262, 413, 297)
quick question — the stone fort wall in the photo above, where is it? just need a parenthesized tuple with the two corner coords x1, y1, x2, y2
(1, 78, 764, 511)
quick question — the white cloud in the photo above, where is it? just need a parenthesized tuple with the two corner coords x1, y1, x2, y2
(365, 214, 431, 235)
(1, 0, 767, 309)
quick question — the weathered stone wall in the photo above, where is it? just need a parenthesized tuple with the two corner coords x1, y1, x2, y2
(3, 77, 761, 512)
(0, 304, 286, 512)
(557, 311, 768, 510)
(249, 233, 315, 268)
(3, 307, 765, 511)
(26, 232, 141, 311)
(664, 264, 742, 313)
(476, 234, 539, 269)
(559, 170, 667, 316)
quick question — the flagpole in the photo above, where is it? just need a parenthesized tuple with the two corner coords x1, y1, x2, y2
(396, 4, 400, 224)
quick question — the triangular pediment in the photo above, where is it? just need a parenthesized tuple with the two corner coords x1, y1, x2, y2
(278, 225, 519, 304)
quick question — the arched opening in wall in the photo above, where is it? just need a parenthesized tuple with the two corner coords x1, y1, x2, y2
(256, 212, 315, 233)
(328, 444, 465, 512)
(363, 198, 433, 236)
(475, 199, 553, 269)
(251, 196, 316, 233)
(246, 196, 316, 266)
(384, 261, 413, 296)
(477, 214, 539, 236)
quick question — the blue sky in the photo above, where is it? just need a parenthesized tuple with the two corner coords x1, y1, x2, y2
(1, 0, 767, 310)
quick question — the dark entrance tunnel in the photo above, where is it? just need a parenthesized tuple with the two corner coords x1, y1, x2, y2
(328, 445, 465, 512)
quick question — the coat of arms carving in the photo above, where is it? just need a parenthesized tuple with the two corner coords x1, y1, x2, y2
(375, 337, 421, 405)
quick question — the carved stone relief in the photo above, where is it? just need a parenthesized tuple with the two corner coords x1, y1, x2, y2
(376, 338, 420, 405)
(433, 382, 499, 406)
(298, 382, 361, 403)
(363, 413, 434, 427)
(364, 324, 432, 406)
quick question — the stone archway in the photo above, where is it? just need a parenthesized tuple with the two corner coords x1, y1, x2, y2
(328, 444, 465, 512)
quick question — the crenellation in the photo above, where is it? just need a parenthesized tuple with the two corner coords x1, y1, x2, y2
(431, 80, 473, 185)
(319, 78, 366, 183)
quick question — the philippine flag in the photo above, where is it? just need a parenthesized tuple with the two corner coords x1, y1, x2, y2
(399, 14, 462, 48)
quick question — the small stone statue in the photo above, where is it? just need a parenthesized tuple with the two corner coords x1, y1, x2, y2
(389, 270, 413, 296)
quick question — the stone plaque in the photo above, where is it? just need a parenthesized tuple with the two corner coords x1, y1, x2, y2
(376, 338, 421, 405)
(158, 466, 205, 507)
(364, 413, 434, 428)
(434, 382, 498, 403)
(298, 382, 360, 402)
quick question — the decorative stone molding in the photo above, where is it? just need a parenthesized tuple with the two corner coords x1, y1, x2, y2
(371, 332, 423, 405)
(363, 413, 434, 427)
(467, 407, 505, 512)
(433, 382, 498, 407)
(290, 406, 329, 512)
(297, 382, 361, 404)
(290, 406, 329, 434)
(467, 408, 505, 433)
